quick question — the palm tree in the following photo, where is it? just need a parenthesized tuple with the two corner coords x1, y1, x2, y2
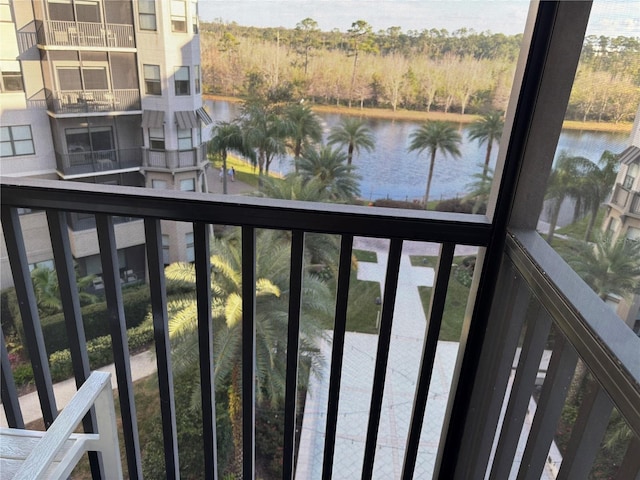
(209, 121, 253, 194)
(545, 153, 595, 244)
(464, 167, 494, 214)
(581, 150, 619, 242)
(241, 101, 288, 183)
(297, 145, 361, 201)
(259, 174, 330, 203)
(283, 102, 323, 172)
(30, 266, 97, 316)
(568, 233, 640, 301)
(166, 230, 332, 476)
(327, 117, 375, 166)
(408, 121, 462, 209)
(467, 111, 504, 179)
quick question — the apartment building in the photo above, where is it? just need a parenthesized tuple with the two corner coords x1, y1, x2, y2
(0, 0, 212, 289)
(602, 106, 640, 333)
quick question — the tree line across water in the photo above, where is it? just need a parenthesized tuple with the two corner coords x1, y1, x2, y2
(200, 19, 640, 122)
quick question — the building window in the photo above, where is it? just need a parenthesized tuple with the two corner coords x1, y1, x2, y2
(28, 259, 54, 272)
(191, 1, 198, 33)
(162, 234, 170, 265)
(171, 0, 187, 32)
(627, 227, 640, 243)
(144, 65, 161, 95)
(194, 65, 200, 94)
(175, 66, 190, 95)
(185, 232, 194, 262)
(180, 178, 195, 191)
(1, 61, 24, 92)
(139, 0, 157, 31)
(624, 164, 638, 189)
(178, 129, 193, 150)
(152, 179, 167, 189)
(149, 127, 165, 150)
(1, 125, 35, 157)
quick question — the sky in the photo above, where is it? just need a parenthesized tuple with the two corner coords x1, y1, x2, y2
(198, 0, 640, 37)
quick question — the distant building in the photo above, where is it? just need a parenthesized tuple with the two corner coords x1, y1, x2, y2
(0, 0, 212, 289)
(602, 105, 640, 334)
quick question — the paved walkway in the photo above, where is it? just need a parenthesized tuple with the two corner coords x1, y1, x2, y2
(1, 351, 157, 427)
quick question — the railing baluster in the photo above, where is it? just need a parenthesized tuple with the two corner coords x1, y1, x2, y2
(322, 234, 354, 478)
(401, 242, 455, 479)
(516, 335, 579, 480)
(557, 380, 613, 479)
(442, 257, 530, 479)
(193, 222, 218, 479)
(47, 209, 103, 478)
(242, 226, 256, 480)
(616, 435, 640, 479)
(283, 230, 305, 480)
(96, 214, 143, 479)
(1, 206, 57, 427)
(144, 218, 180, 479)
(489, 302, 552, 479)
(361, 237, 403, 479)
(1, 330, 24, 428)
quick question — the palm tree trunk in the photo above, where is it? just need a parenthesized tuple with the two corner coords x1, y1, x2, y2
(222, 151, 228, 195)
(347, 143, 354, 166)
(483, 142, 493, 179)
(546, 196, 563, 244)
(584, 205, 598, 242)
(229, 365, 243, 479)
(424, 149, 437, 209)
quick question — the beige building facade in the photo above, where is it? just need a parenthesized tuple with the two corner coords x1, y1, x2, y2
(602, 105, 640, 333)
(0, 0, 212, 289)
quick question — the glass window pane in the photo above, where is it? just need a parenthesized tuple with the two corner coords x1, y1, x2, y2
(139, 0, 155, 14)
(1, 142, 13, 157)
(83, 68, 108, 89)
(139, 13, 156, 30)
(144, 64, 160, 80)
(11, 126, 32, 140)
(175, 66, 188, 81)
(58, 67, 82, 90)
(0, 127, 10, 142)
(13, 140, 34, 155)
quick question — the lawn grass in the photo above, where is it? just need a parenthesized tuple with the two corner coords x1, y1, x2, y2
(412, 256, 472, 342)
(555, 208, 606, 240)
(410, 255, 438, 268)
(354, 249, 378, 263)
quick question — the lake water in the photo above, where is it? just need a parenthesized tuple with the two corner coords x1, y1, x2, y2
(206, 100, 629, 202)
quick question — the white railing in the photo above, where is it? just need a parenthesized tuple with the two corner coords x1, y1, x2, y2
(38, 20, 135, 49)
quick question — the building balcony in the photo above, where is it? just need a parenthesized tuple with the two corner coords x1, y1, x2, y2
(36, 20, 135, 49)
(610, 183, 631, 210)
(55, 148, 142, 176)
(1, 178, 638, 479)
(142, 145, 208, 171)
(630, 192, 640, 218)
(46, 89, 141, 116)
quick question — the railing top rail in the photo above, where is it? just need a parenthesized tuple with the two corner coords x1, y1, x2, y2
(0, 177, 491, 245)
(507, 228, 640, 438)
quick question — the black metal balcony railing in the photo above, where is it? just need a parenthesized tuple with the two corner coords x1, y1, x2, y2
(36, 20, 135, 49)
(142, 145, 208, 170)
(1, 178, 638, 480)
(55, 148, 142, 176)
(46, 89, 141, 115)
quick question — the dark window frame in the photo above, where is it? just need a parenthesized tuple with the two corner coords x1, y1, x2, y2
(1, 125, 35, 157)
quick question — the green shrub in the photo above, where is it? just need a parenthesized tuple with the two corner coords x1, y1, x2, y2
(12, 363, 34, 386)
(435, 198, 476, 214)
(372, 198, 425, 210)
(47, 320, 154, 383)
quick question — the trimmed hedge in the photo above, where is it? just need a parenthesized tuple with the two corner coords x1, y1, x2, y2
(8, 281, 193, 357)
(48, 320, 154, 382)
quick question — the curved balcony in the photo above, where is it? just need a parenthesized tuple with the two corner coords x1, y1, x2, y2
(37, 20, 134, 49)
(142, 145, 208, 171)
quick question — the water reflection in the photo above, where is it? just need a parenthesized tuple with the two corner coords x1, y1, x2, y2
(206, 100, 628, 202)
